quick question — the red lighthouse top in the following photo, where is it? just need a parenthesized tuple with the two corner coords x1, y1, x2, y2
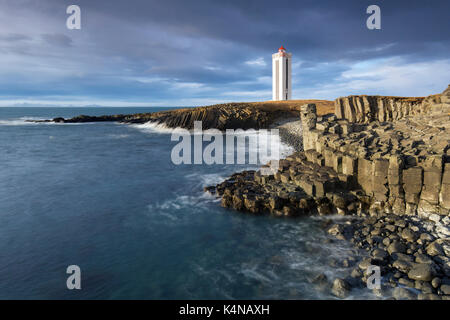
(278, 46, 286, 51)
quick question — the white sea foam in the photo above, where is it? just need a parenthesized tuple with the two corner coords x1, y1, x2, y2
(147, 193, 217, 224)
(0, 117, 99, 126)
(108, 133, 130, 139)
(0, 117, 49, 126)
(229, 129, 294, 162)
(130, 121, 188, 134)
(133, 121, 295, 166)
(185, 172, 229, 188)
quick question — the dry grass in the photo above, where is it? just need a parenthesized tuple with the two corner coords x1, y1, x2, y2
(249, 99, 335, 116)
(154, 99, 335, 117)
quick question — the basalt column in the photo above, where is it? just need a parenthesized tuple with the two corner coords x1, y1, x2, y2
(300, 104, 317, 151)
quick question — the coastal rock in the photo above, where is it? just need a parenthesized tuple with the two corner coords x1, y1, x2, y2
(43, 101, 312, 131)
(387, 241, 407, 255)
(331, 278, 351, 298)
(393, 287, 417, 300)
(407, 264, 435, 282)
(401, 228, 418, 242)
(204, 86, 450, 300)
(393, 260, 414, 273)
(418, 293, 441, 300)
(328, 224, 344, 236)
(426, 242, 444, 256)
(415, 253, 433, 264)
(371, 248, 388, 260)
(440, 284, 450, 295)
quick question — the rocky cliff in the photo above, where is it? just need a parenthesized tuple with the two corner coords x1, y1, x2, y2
(334, 93, 448, 123)
(301, 87, 450, 217)
(206, 87, 450, 218)
(45, 100, 334, 131)
(207, 86, 450, 300)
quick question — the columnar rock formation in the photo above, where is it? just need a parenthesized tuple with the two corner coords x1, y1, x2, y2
(334, 94, 447, 123)
(302, 87, 450, 217)
(207, 86, 450, 300)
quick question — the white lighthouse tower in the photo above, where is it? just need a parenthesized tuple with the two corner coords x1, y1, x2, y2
(272, 46, 292, 101)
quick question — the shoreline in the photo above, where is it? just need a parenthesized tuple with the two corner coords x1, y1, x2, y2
(271, 117, 303, 152)
(27, 87, 450, 300)
(206, 86, 450, 299)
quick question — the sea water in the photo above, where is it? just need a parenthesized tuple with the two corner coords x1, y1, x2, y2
(0, 107, 374, 299)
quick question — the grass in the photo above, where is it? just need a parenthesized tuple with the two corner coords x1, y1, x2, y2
(249, 99, 335, 116)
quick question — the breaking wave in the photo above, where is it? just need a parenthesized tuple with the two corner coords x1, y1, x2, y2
(0, 117, 49, 126)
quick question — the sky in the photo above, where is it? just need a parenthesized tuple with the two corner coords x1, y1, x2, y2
(0, 0, 449, 107)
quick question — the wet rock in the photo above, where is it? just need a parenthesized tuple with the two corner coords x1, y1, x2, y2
(398, 278, 415, 288)
(387, 241, 407, 255)
(419, 233, 435, 243)
(431, 277, 442, 289)
(385, 225, 397, 233)
(408, 264, 435, 282)
(416, 280, 434, 293)
(392, 253, 414, 262)
(351, 268, 362, 278)
(393, 260, 414, 273)
(401, 228, 418, 242)
(393, 287, 417, 300)
(358, 258, 373, 270)
(418, 293, 441, 300)
(311, 273, 330, 292)
(440, 284, 450, 295)
(415, 253, 433, 264)
(311, 273, 328, 285)
(382, 237, 391, 246)
(327, 224, 344, 237)
(371, 249, 388, 260)
(426, 241, 444, 256)
(53, 117, 65, 123)
(331, 278, 351, 299)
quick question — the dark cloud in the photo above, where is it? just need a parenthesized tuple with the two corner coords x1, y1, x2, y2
(0, 33, 31, 42)
(41, 33, 72, 47)
(0, 0, 449, 105)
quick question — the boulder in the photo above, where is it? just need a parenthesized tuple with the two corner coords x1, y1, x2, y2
(440, 284, 450, 295)
(387, 241, 407, 254)
(401, 228, 418, 242)
(331, 278, 351, 298)
(393, 287, 417, 300)
(408, 264, 435, 282)
(426, 241, 444, 256)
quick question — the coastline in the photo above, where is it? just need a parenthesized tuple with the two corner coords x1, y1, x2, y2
(206, 86, 450, 299)
(31, 87, 450, 300)
(271, 117, 303, 152)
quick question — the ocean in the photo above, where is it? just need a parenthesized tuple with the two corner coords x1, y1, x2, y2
(0, 107, 373, 299)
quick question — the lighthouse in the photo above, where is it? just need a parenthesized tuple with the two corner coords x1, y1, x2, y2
(272, 46, 292, 101)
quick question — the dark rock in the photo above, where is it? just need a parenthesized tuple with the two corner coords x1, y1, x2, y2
(431, 277, 442, 289)
(401, 228, 418, 242)
(418, 293, 441, 300)
(398, 277, 415, 288)
(387, 241, 407, 254)
(53, 117, 65, 123)
(331, 278, 351, 298)
(426, 241, 444, 256)
(415, 253, 433, 264)
(371, 249, 388, 260)
(393, 287, 417, 300)
(441, 284, 450, 295)
(393, 260, 414, 273)
(408, 263, 435, 282)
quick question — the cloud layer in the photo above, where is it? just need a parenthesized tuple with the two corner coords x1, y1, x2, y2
(0, 0, 449, 106)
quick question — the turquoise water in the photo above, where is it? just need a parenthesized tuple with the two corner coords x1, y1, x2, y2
(0, 107, 367, 299)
